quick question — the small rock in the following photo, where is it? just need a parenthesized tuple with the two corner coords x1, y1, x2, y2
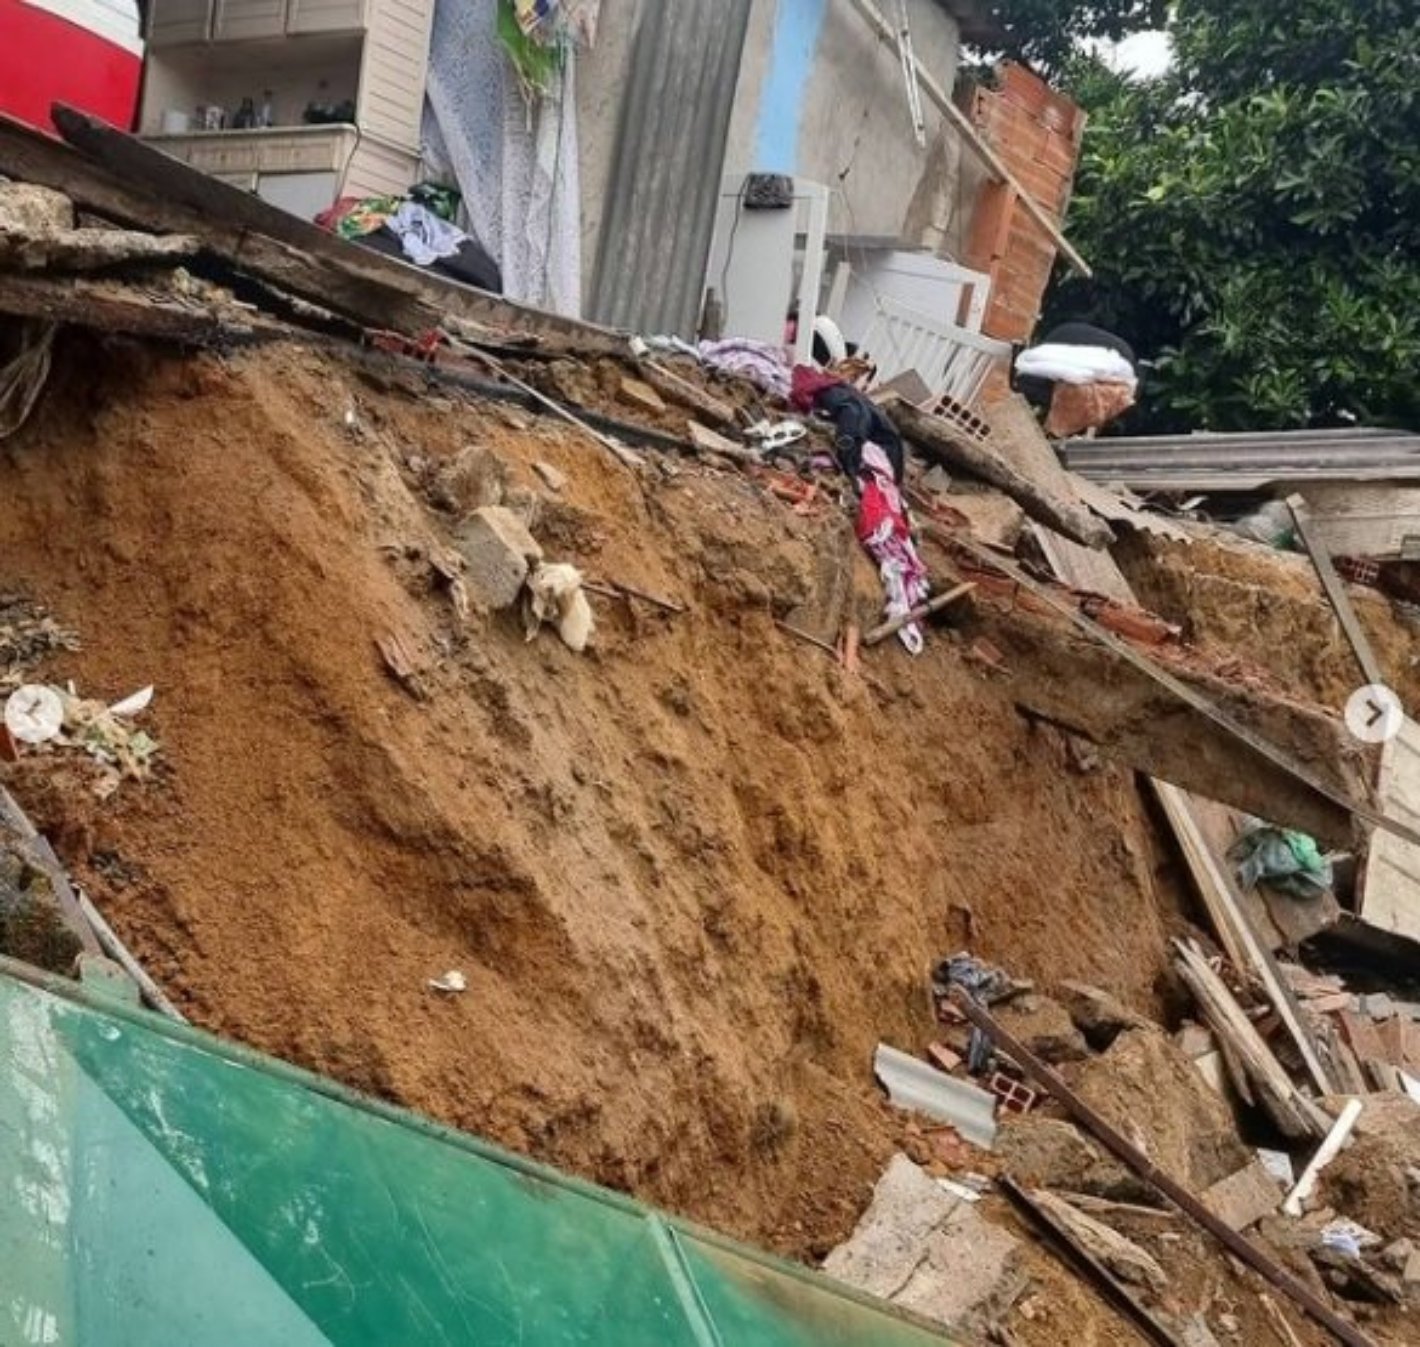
(433, 445, 507, 513)
(533, 461, 567, 493)
(619, 376, 667, 414)
(1381, 1238, 1413, 1272)
(996, 994, 1089, 1064)
(0, 181, 74, 233)
(1405, 1247, 1420, 1286)
(1217, 1313, 1240, 1335)
(455, 506, 543, 610)
(1058, 980, 1150, 1050)
(921, 464, 953, 495)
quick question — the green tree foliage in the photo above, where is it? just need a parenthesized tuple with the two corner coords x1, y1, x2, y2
(1046, 0, 1420, 430)
(975, 1, 1166, 79)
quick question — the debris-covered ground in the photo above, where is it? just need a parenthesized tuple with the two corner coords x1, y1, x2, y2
(8, 138, 1420, 1341)
(0, 338, 1192, 1260)
(6, 334, 1420, 1346)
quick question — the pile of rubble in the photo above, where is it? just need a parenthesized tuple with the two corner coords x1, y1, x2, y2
(3, 107, 1420, 1347)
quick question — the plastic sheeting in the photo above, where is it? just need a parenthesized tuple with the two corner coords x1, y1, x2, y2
(422, 0, 582, 315)
(0, 957, 958, 1345)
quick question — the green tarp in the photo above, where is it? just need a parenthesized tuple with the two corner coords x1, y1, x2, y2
(0, 958, 954, 1345)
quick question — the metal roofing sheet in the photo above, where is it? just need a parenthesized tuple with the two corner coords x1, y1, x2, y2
(1059, 428, 1420, 491)
(587, 0, 753, 336)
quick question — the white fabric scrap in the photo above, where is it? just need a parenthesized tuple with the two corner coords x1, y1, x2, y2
(524, 562, 594, 652)
(1016, 343, 1137, 389)
(387, 201, 467, 267)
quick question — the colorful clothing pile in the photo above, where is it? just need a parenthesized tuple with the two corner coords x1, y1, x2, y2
(318, 194, 401, 240)
(697, 338, 793, 400)
(855, 443, 930, 654)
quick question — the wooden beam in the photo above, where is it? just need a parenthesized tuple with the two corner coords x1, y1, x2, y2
(0, 114, 444, 335)
(952, 991, 1380, 1347)
(0, 271, 286, 347)
(1287, 494, 1386, 690)
(999, 1178, 1184, 1347)
(843, 0, 1092, 277)
(885, 395, 1113, 548)
(1153, 782, 1338, 1097)
(1173, 941, 1330, 1140)
(863, 581, 975, 646)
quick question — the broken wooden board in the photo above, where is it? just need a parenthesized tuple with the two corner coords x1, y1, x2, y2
(885, 394, 1112, 549)
(0, 270, 284, 347)
(1173, 942, 1330, 1140)
(1153, 784, 1337, 1095)
(1000, 1178, 1183, 1347)
(1287, 494, 1386, 689)
(1360, 715, 1420, 945)
(637, 358, 739, 429)
(983, 395, 1133, 596)
(960, 577, 1369, 846)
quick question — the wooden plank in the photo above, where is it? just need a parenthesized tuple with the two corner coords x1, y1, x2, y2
(863, 581, 976, 646)
(46, 107, 628, 354)
(843, 0, 1092, 278)
(885, 394, 1112, 548)
(953, 992, 1380, 1347)
(1360, 716, 1420, 944)
(1287, 494, 1385, 688)
(0, 271, 287, 347)
(999, 1178, 1184, 1347)
(1153, 782, 1337, 1096)
(982, 395, 1134, 600)
(1173, 942, 1330, 1140)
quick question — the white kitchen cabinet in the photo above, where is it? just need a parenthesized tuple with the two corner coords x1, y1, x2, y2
(147, 0, 212, 46)
(141, 0, 434, 210)
(211, 0, 287, 41)
(286, 0, 367, 36)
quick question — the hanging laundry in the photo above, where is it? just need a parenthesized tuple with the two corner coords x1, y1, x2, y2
(514, 0, 554, 34)
(512, 0, 601, 42)
(855, 443, 930, 655)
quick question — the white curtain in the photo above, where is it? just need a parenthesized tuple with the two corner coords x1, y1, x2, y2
(422, 0, 584, 316)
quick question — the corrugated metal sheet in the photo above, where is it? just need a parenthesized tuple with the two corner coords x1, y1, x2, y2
(588, 0, 753, 335)
(1059, 428, 1420, 492)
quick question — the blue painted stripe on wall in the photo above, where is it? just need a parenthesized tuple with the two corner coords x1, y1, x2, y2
(752, 0, 827, 172)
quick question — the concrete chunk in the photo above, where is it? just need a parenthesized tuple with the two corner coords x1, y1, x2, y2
(0, 182, 74, 233)
(455, 506, 543, 610)
(824, 1155, 1026, 1333)
(1203, 1157, 1282, 1231)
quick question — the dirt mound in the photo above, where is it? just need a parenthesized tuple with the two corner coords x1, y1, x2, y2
(1117, 531, 1420, 713)
(1067, 1027, 1249, 1191)
(0, 337, 1186, 1257)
